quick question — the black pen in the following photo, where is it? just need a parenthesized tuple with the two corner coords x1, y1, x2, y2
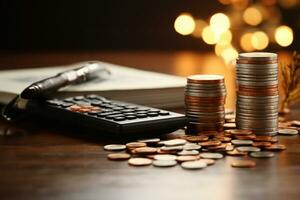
(20, 61, 110, 99)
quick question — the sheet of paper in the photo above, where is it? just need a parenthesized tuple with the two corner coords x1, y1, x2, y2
(0, 61, 186, 94)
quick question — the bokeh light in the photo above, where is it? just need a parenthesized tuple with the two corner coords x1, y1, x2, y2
(240, 33, 255, 52)
(210, 13, 230, 34)
(192, 19, 208, 38)
(202, 26, 219, 45)
(218, 30, 232, 45)
(221, 46, 239, 64)
(174, 13, 196, 35)
(215, 43, 232, 56)
(251, 31, 269, 50)
(243, 7, 263, 26)
(275, 25, 294, 47)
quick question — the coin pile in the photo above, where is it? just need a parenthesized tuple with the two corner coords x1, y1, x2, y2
(236, 52, 279, 136)
(185, 74, 226, 134)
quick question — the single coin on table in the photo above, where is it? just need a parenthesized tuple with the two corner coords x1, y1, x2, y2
(291, 120, 300, 127)
(227, 149, 248, 156)
(231, 160, 256, 168)
(236, 146, 261, 152)
(176, 155, 200, 162)
(104, 144, 126, 151)
(278, 128, 298, 135)
(128, 158, 153, 166)
(154, 154, 177, 161)
(223, 123, 236, 129)
(126, 142, 147, 149)
(200, 152, 224, 159)
(153, 160, 177, 167)
(161, 145, 183, 151)
(183, 143, 202, 150)
(252, 142, 272, 148)
(186, 135, 209, 142)
(250, 151, 275, 158)
(181, 160, 207, 170)
(199, 140, 222, 147)
(107, 153, 131, 160)
(229, 129, 253, 135)
(200, 158, 215, 165)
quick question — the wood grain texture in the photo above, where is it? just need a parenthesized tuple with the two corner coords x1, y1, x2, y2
(0, 52, 299, 200)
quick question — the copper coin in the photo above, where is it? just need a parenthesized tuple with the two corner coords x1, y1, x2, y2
(207, 143, 227, 151)
(133, 147, 157, 154)
(234, 134, 256, 140)
(199, 140, 221, 147)
(229, 129, 253, 135)
(107, 153, 131, 160)
(231, 160, 256, 168)
(214, 136, 231, 142)
(238, 85, 278, 90)
(200, 158, 215, 165)
(223, 123, 236, 129)
(264, 144, 286, 151)
(176, 155, 200, 162)
(187, 74, 224, 84)
(198, 131, 219, 137)
(227, 149, 247, 156)
(252, 142, 272, 148)
(157, 149, 178, 154)
(291, 120, 300, 127)
(253, 136, 273, 142)
(186, 135, 209, 142)
(128, 158, 153, 166)
(126, 142, 147, 149)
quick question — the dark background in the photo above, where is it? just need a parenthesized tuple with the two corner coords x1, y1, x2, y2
(0, 0, 299, 52)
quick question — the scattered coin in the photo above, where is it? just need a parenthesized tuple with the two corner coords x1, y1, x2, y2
(199, 140, 221, 147)
(157, 149, 178, 154)
(200, 152, 224, 159)
(153, 160, 177, 167)
(164, 139, 187, 146)
(107, 153, 131, 160)
(225, 114, 236, 120)
(177, 150, 199, 156)
(181, 160, 207, 170)
(278, 128, 298, 135)
(227, 149, 247, 156)
(250, 151, 275, 158)
(133, 147, 157, 154)
(231, 139, 253, 146)
(104, 144, 126, 151)
(291, 120, 300, 127)
(186, 135, 209, 142)
(223, 123, 236, 129)
(265, 144, 286, 151)
(128, 158, 153, 166)
(252, 142, 272, 148)
(200, 158, 215, 165)
(154, 154, 177, 161)
(126, 142, 147, 149)
(229, 129, 253, 135)
(254, 136, 273, 142)
(176, 155, 200, 162)
(161, 145, 183, 151)
(138, 138, 160, 144)
(225, 144, 235, 151)
(236, 146, 260, 152)
(234, 134, 256, 140)
(231, 160, 256, 168)
(183, 143, 202, 150)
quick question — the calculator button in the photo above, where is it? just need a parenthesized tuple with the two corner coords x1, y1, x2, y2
(74, 96, 85, 100)
(86, 94, 98, 99)
(91, 101, 102, 107)
(124, 112, 136, 116)
(88, 111, 101, 115)
(148, 109, 160, 113)
(113, 116, 126, 121)
(124, 105, 137, 109)
(148, 112, 159, 117)
(61, 103, 73, 108)
(125, 115, 137, 120)
(136, 111, 148, 115)
(137, 114, 147, 118)
(97, 112, 112, 117)
(112, 107, 124, 111)
(105, 114, 123, 119)
(47, 100, 63, 106)
(63, 98, 75, 103)
(159, 111, 170, 115)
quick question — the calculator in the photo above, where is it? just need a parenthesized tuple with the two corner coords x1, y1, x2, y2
(24, 95, 187, 137)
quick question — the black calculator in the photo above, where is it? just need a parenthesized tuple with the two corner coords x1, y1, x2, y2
(24, 95, 187, 137)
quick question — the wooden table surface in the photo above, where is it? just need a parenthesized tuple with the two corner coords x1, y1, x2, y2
(0, 51, 299, 200)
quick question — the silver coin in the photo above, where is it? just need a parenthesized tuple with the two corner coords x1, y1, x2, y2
(238, 52, 277, 60)
(181, 160, 207, 169)
(177, 150, 199, 156)
(153, 160, 177, 167)
(164, 139, 187, 146)
(185, 92, 227, 97)
(153, 154, 177, 161)
(236, 146, 261, 152)
(183, 143, 202, 150)
(200, 152, 224, 159)
(231, 139, 253, 145)
(137, 138, 160, 143)
(250, 151, 275, 158)
(237, 80, 278, 86)
(186, 83, 226, 88)
(278, 128, 298, 135)
(104, 144, 126, 151)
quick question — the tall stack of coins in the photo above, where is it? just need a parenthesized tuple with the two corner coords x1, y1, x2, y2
(185, 74, 226, 133)
(236, 52, 278, 136)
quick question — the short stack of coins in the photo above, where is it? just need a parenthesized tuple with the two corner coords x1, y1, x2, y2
(185, 74, 227, 133)
(236, 52, 279, 136)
